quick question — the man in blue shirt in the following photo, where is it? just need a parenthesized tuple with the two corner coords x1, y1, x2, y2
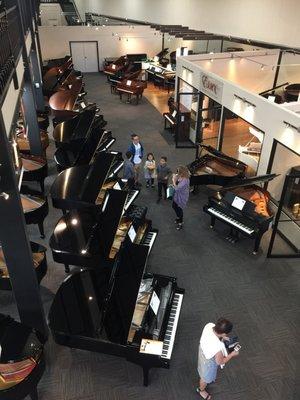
(127, 134, 144, 186)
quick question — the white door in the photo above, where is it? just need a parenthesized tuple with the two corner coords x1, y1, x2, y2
(70, 42, 99, 73)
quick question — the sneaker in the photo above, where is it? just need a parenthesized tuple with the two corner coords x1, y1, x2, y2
(146, 184, 150, 188)
(151, 184, 155, 188)
(174, 218, 180, 224)
(176, 223, 183, 230)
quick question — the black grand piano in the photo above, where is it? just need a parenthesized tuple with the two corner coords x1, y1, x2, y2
(52, 105, 113, 171)
(48, 198, 184, 386)
(187, 144, 248, 187)
(49, 186, 141, 272)
(203, 174, 278, 254)
(0, 314, 45, 400)
(50, 151, 125, 212)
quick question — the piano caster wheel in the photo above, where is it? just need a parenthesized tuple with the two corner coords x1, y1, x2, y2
(210, 225, 214, 229)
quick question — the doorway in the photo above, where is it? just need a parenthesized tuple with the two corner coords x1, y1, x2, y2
(69, 41, 99, 73)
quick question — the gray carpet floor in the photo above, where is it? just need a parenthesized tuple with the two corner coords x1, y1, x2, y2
(1, 73, 299, 400)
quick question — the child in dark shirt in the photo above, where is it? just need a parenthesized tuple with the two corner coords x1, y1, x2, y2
(123, 151, 135, 186)
(156, 156, 172, 203)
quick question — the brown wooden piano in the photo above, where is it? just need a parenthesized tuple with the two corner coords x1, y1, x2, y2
(116, 77, 147, 104)
(43, 57, 73, 97)
(49, 78, 83, 120)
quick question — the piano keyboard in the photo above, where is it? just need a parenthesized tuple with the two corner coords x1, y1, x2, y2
(164, 114, 175, 125)
(124, 190, 139, 211)
(142, 231, 157, 250)
(207, 207, 255, 235)
(161, 292, 183, 360)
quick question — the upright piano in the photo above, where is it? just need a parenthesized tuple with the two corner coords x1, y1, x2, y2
(48, 200, 184, 386)
(163, 103, 191, 142)
(188, 144, 248, 187)
(203, 174, 278, 254)
(50, 151, 125, 212)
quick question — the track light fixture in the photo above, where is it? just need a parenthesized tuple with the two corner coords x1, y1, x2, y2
(234, 94, 256, 108)
(283, 121, 300, 133)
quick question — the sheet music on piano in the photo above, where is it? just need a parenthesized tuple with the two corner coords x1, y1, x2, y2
(232, 196, 246, 211)
(140, 339, 163, 356)
(172, 110, 177, 118)
(126, 80, 132, 86)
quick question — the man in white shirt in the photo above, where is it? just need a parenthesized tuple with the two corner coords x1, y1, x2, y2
(197, 318, 239, 399)
(127, 134, 144, 187)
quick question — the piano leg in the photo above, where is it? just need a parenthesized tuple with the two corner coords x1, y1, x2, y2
(64, 264, 70, 273)
(210, 216, 216, 229)
(38, 222, 45, 239)
(142, 366, 150, 387)
(30, 387, 38, 400)
(40, 179, 45, 193)
(253, 233, 263, 255)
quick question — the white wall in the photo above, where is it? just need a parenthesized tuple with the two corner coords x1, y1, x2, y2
(38, 25, 162, 69)
(177, 52, 300, 179)
(84, 0, 300, 48)
(40, 3, 67, 26)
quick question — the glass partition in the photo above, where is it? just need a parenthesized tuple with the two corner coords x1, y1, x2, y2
(220, 110, 264, 176)
(267, 140, 300, 257)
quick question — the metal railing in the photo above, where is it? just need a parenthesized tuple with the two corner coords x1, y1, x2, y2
(0, 6, 20, 98)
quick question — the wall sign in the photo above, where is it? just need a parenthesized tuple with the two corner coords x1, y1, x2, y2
(200, 72, 223, 103)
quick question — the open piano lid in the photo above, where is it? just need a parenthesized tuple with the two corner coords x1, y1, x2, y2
(198, 144, 247, 167)
(219, 173, 279, 192)
(53, 105, 97, 143)
(100, 188, 131, 257)
(50, 151, 118, 207)
(156, 48, 169, 59)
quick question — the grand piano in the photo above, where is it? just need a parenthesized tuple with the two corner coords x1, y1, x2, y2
(203, 174, 278, 254)
(48, 199, 184, 386)
(49, 78, 84, 121)
(50, 151, 125, 212)
(10, 139, 49, 238)
(50, 187, 140, 271)
(105, 54, 147, 85)
(0, 242, 47, 291)
(43, 57, 74, 97)
(188, 144, 248, 187)
(116, 77, 147, 104)
(0, 314, 45, 400)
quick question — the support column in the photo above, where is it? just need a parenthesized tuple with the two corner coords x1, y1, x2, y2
(217, 106, 226, 151)
(30, 48, 45, 111)
(16, 0, 43, 155)
(0, 112, 47, 338)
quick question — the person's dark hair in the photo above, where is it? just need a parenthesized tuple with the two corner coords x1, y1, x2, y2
(147, 152, 155, 160)
(126, 151, 132, 159)
(160, 156, 167, 162)
(214, 318, 233, 335)
(131, 134, 139, 139)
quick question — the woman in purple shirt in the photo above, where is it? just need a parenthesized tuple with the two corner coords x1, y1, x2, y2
(172, 165, 190, 230)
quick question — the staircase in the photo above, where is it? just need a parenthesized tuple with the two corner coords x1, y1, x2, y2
(40, 0, 83, 25)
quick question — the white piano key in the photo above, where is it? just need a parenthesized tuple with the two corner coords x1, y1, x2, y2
(207, 207, 254, 234)
(161, 293, 183, 360)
